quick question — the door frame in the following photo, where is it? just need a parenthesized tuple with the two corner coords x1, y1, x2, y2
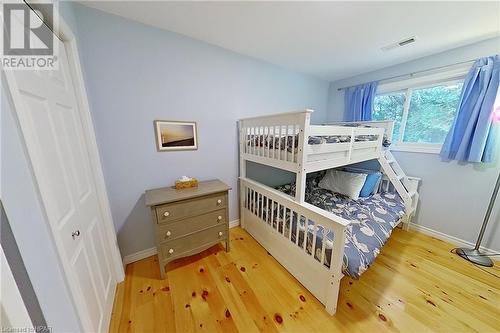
(1, 246, 34, 331)
(3, 2, 125, 331)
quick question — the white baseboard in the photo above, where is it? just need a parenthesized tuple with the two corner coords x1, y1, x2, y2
(123, 246, 157, 266)
(122, 219, 241, 266)
(408, 223, 498, 255)
(229, 219, 240, 228)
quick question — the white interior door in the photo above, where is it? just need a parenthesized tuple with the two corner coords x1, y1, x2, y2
(4, 9, 119, 333)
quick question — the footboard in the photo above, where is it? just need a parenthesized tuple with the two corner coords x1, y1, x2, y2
(239, 177, 349, 314)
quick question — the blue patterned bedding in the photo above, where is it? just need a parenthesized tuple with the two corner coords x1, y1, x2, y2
(246, 133, 381, 153)
(252, 177, 405, 279)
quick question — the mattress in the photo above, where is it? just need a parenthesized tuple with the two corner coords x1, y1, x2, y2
(252, 178, 405, 279)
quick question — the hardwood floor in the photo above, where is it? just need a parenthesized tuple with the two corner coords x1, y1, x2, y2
(109, 227, 499, 333)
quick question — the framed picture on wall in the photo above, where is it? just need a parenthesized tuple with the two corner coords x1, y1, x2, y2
(154, 120, 198, 151)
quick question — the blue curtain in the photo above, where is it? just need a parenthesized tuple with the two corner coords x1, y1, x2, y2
(344, 81, 378, 121)
(440, 55, 500, 163)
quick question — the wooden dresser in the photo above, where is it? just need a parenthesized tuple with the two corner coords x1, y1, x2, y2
(145, 179, 231, 278)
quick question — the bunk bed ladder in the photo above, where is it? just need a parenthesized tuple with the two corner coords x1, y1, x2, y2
(378, 150, 420, 230)
(384, 150, 408, 188)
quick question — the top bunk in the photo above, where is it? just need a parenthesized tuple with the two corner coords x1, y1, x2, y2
(238, 110, 393, 174)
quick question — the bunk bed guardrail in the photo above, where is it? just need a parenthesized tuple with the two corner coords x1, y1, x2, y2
(239, 177, 349, 314)
(324, 120, 395, 143)
(238, 110, 386, 176)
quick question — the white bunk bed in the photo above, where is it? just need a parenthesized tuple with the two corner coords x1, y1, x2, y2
(238, 110, 420, 315)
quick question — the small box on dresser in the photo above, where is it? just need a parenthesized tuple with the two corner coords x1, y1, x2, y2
(145, 179, 231, 279)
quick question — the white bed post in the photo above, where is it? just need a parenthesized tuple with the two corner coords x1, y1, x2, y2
(325, 225, 347, 315)
(295, 110, 312, 203)
(239, 120, 247, 229)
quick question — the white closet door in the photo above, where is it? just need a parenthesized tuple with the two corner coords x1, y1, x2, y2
(4, 13, 117, 333)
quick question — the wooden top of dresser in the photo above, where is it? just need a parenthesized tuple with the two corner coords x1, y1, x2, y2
(145, 179, 231, 207)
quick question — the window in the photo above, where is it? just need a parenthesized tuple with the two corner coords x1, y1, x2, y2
(403, 83, 463, 144)
(373, 91, 405, 142)
(373, 70, 466, 153)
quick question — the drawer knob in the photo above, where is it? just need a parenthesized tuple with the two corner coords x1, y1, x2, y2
(166, 231, 171, 237)
(218, 231, 223, 237)
(217, 215, 222, 221)
(163, 211, 170, 217)
(217, 199, 222, 205)
(168, 248, 174, 254)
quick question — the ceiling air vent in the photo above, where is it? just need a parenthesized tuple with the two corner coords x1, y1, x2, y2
(381, 36, 417, 52)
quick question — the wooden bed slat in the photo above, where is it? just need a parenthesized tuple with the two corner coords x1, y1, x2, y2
(320, 227, 327, 266)
(311, 222, 318, 258)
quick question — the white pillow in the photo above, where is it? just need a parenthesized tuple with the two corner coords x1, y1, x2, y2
(318, 169, 367, 200)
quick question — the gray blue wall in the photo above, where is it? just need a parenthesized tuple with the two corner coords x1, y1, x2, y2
(63, 3, 329, 258)
(328, 38, 500, 251)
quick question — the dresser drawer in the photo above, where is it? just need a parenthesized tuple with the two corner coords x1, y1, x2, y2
(156, 193, 227, 224)
(160, 224, 227, 259)
(157, 209, 227, 242)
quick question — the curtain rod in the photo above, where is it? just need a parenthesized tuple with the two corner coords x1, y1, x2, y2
(336, 58, 476, 91)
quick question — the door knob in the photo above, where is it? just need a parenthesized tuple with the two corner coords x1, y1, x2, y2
(72, 230, 80, 240)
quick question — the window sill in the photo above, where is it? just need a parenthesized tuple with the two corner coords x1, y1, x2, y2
(391, 143, 442, 154)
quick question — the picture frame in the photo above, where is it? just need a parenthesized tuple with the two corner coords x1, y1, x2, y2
(154, 120, 198, 151)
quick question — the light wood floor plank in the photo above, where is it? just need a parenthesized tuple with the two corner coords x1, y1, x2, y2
(109, 227, 499, 333)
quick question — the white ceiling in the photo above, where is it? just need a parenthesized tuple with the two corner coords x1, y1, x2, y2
(79, 1, 500, 81)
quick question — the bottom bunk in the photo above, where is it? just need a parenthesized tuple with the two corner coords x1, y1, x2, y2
(273, 176, 405, 279)
(239, 175, 407, 314)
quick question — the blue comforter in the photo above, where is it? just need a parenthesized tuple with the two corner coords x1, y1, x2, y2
(272, 181, 405, 279)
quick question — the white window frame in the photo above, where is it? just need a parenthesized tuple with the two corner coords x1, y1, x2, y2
(375, 64, 469, 154)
